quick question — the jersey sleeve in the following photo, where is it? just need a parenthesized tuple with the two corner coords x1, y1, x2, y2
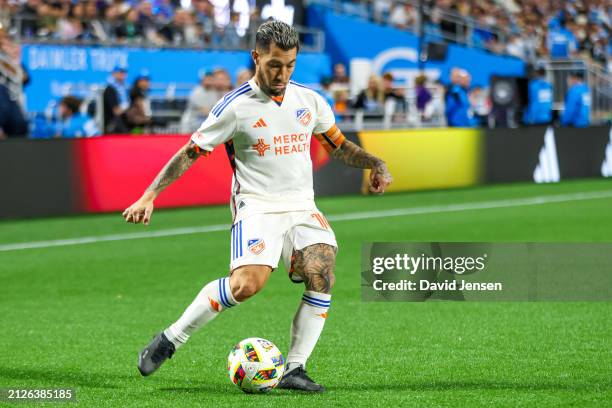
(312, 92, 336, 134)
(312, 93, 345, 152)
(190, 104, 237, 151)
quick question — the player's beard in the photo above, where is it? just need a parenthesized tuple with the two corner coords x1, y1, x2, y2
(256, 73, 286, 97)
(263, 81, 286, 97)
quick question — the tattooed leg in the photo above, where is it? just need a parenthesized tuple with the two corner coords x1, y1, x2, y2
(291, 243, 337, 294)
(285, 244, 337, 374)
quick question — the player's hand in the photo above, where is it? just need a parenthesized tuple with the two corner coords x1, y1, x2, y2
(122, 194, 155, 225)
(369, 162, 393, 195)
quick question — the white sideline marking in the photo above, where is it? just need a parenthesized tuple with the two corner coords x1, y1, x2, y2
(1, 190, 612, 252)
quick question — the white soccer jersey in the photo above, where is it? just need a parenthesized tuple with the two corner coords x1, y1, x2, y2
(191, 78, 345, 221)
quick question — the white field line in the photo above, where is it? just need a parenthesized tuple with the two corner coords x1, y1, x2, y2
(1, 189, 612, 253)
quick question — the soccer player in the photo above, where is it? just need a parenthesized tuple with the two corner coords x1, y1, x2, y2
(123, 21, 393, 392)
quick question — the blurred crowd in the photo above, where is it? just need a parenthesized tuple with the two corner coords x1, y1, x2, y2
(26, 63, 255, 137)
(0, 1, 606, 137)
(320, 63, 591, 128)
(335, 0, 611, 66)
(439, 66, 591, 128)
(16, 59, 592, 139)
(3, 0, 258, 48)
(1, 0, 610, 66)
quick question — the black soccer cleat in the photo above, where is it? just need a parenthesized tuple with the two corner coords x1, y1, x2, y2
(277, 366, 325, 392)
(138, 332, 176, 377)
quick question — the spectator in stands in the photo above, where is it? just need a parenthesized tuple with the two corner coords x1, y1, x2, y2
(438, 2, 461, 42)
(424, 9, 444, 41)
(486, 33, 506, 54)
(138, 1, 157, 29)
(235, 67, 253, 86)
(0, 83, 27, 138)
(56, 3, 83, 41)
(0, 1, 10, 30)
(381, 72, 406, 116)
(520, 25, 540, 62)
(137, 0, 166, 46)
(445, 68, 475, 127)
(589, 28, 609, 65)
(213, 67, 232, 93)
(331, 63, 349, 87)
(212, 12, 243, 49)
(180, 69, 218, 133)
(54, 95, 100, 138)
(414, 74, 432, 121)
(561, 71, 591, 128)
(506, 34, 527, 59)
(159, 8, 200, 46)
(104, 1, 129, 34)
(103, 65, 129, 133)
(0, 28, 28, 138)
(15, 0, 41, 38)
(130, 71, 152, 118)
(81, 1, 108, 41)
(469, 86, 491, 126)
(372, 0, 392, 24)
(353, 74, 384, 113)
(331, 90, 348, 120)
(523, 68, 552, 126)
(192, 0, 214, 43)
(471, 12, 495, 48)
(153, 0, 174, 24)
(125, 91, 151, 133)
(547, 20, 578, 59)
(389, 2, 417, 31)
(115, 8, 144, 43)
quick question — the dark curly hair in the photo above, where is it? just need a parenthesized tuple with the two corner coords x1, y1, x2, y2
(255, 20, 300, 53)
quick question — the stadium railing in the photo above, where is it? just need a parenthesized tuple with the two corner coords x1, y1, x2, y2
(56, 83, 445, 135)
(330, 85, 446, 131)
(542, 58, 612, 124)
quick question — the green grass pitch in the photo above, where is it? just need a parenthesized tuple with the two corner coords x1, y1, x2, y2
(1, 179, 611, 407)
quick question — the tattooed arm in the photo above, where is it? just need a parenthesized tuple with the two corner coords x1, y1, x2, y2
(332, 139, 393, 194)
(122, 141, 205, 225)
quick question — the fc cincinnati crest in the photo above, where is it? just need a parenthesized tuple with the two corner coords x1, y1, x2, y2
(247, 239, 265, 255)
(296, 108, 312, 127)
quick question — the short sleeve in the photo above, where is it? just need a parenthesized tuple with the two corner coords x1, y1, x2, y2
(190, 105, 237, 151)
(312, 93, 336, 134)
(312, 94, 345, 152)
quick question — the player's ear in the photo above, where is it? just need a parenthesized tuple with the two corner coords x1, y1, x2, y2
(251, 49, 259, 65)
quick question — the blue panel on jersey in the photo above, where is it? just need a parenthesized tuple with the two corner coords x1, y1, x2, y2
(212, 85, 252, 117)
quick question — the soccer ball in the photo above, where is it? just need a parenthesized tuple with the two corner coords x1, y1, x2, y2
(227, 337, 285, 393)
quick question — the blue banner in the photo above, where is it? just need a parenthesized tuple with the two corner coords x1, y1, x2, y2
(21, 45, 331, 112)
(310, 6, 525, 87)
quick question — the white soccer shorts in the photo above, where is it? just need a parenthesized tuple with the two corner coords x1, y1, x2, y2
(229, 210, 337, 276)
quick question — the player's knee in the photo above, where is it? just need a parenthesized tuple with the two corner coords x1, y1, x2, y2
(229, 265, 270, 301)
(231, 279, 262, 301)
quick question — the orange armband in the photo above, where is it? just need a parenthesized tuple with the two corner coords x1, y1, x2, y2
(313, 125, 346, 153)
